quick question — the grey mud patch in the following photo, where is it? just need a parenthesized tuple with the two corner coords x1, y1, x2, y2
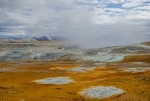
(120, 67, 150, 73)
(49, 66, 105, 73)
(68, 67, 98, 72)
(34, 77, 73, 85)
(83, 54, 127, 62)
(79, 86, 125, 99)
(0, 68, 10, 72)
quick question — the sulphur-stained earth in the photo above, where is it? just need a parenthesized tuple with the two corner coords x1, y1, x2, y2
(0, 40, 150, 101)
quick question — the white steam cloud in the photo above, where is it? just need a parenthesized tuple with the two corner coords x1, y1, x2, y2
(0, 0, 150, 48)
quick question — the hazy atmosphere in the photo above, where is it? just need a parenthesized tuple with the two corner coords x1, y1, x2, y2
(0, 0, 150, 48)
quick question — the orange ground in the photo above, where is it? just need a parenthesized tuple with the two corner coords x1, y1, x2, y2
(122, 55, 150, 63)
(144, 42, 150, 46)
(0, 59, 150, 101)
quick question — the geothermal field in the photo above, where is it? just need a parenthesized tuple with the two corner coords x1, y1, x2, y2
(0, 40, 150, 101)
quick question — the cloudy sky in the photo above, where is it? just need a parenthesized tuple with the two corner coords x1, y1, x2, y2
(0, 0, 150, 48)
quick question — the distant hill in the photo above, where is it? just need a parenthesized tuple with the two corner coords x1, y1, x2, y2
(0, 35, 66, 41)
(0, 35, 27, 40)
(33, 36, 50, 41)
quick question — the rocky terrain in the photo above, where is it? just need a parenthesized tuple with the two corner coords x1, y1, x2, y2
(0, 40, 150, 62)
(0, 40, 150, 101)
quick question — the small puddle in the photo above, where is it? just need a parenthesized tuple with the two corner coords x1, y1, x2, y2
(34, 77, 73, 85)
(79, 86, 125, 99)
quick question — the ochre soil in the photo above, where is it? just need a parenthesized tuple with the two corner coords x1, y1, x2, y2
(122, 55, 150, 63)
(0, 60, 150, 101)
(144, 42, 150, 46)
